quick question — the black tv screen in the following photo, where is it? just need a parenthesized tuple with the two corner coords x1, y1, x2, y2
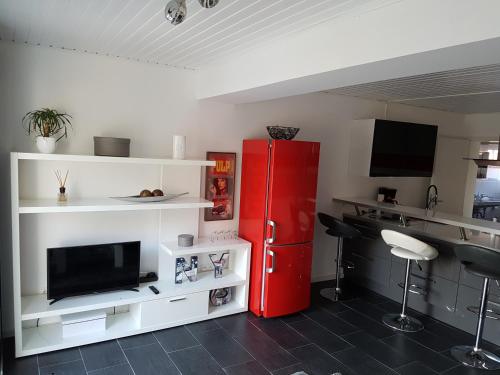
(47, 241, 140, 301)
(370, 120, 438, 177)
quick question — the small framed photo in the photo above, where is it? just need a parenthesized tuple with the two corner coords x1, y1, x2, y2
(204, 152, 236, 221)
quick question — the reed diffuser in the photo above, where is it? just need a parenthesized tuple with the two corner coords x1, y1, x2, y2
(55, 169, 69, 203)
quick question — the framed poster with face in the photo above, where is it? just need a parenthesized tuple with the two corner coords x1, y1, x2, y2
(205, 152, 236, 221)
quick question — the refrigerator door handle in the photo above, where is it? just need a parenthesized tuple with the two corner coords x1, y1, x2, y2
(266, 249, 276, 273)
(267, 219, 277, 244)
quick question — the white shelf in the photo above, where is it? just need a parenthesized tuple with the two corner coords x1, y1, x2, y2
(18, 196, 213, 214)
(14, 152, 216, 167)
(22, 300, 246, 356)
(22, 311, 139, 356)
(21, 270, 245, 321)
(161, 237, 251, 256)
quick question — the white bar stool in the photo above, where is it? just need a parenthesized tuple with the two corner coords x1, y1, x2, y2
(381, 229, 438, 332)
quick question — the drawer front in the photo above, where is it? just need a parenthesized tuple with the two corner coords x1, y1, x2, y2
(390, 237, 460, 282)
(390, 258, 458, 314)
(459, 264, 500, 297)
(455, 284, 500, 345)
(344, 249, 391, 294)
(140, 291, 208, 327)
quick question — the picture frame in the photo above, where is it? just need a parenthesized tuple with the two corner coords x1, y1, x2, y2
(204, 152, 236, 221)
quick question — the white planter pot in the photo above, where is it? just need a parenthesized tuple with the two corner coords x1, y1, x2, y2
(36, 136, 56, 154)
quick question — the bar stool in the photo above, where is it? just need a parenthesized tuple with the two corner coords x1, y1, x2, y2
(451, 244, 500, 370)
(317, 213, 361, 301)
(381, 230, 438, 332)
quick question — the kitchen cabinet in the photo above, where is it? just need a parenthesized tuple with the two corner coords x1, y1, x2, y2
(342, 214, 500, 346)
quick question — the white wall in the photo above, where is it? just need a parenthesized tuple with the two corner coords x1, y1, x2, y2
(0, 41, 468, 334)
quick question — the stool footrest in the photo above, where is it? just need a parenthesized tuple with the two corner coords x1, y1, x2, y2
(398, 282, 427, 296)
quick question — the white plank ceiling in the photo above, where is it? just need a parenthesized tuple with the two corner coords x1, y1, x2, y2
(324, 64, 500, 113)
(0, 0, 399, 69)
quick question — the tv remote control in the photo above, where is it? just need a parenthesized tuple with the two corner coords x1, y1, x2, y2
(149, 285, 160, 295)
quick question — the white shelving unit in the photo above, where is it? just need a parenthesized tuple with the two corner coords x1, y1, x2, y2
(11, 152, 251, 357)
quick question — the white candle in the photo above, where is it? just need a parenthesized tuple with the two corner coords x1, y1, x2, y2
(173, 135, 186, 159)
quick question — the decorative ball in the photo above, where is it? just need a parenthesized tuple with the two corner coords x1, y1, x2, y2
(140, 189, 153, 197)
(152, 189, 164, 197)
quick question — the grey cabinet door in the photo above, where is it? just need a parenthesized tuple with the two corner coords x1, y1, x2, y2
(455, 284, 500, 344)
(389, 258, 458, 322)
(459, 265, 500, 297)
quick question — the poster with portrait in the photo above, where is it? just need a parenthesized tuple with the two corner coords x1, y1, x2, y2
(204, 152, 236, 221)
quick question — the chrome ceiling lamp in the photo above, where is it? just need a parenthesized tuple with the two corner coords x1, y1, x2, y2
(165, 0, 187, 25)
(165, 0, 219, 25)
(198, 0, 219, 8)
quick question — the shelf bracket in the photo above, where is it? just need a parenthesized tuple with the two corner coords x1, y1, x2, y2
(354, 205, 361, 216)
(459, 226, 469, 241)
(399, 213, 408, 227)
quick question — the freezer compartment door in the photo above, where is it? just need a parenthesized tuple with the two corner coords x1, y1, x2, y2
(266, 140, 320, 245)
(263, 243, 313, 318)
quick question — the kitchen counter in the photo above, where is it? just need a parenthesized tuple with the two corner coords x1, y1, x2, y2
(342, 212, 500, 251)
(333, 196, 500, 237)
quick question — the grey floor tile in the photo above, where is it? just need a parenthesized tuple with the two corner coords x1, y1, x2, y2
(302, 306, 359, 336)
(402, 328, 456, 352)
(224, 360, 270, 375)
(118, 332, 156, 349)
(80, 340, 126, 371)
(441, 364, 500, 375)
(194, 328, 253, 367)
(4, 355, 39, 375)
(342, 298, 389, 322)
(381, 334, 457, 373)
(124, 342, 180, 375)
(233, 323, 299, 371)
(154, 325, 198, 352)
(343, 331, 412, 369)
(38, 347, 81, 368)
(289, 344, 355, 375)
(215, 313, 258, 337)
(88, 363, 135, 375)
(337, 309, 394, 338)
(250, 317, 310, 349)
(39, 359, 86, 375)
(396, 362, 439, 375)
(289, 318, 351, 354)
(272, 363, 314, 375)
(332, 347, 399, 375)
(185, 319, 219, 335)
(168, 345, 224, 375)
(279, 312, 308, 324)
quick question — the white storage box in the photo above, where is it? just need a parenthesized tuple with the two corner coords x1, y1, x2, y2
(62, 310, 107, 338)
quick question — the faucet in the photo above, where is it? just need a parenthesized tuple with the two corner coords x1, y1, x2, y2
(426, 184, 439, 210)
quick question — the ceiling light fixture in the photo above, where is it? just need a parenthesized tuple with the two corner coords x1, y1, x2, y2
(165, 0, 219, 25)
(198, 0, 219, 8)
(165, 0, 187, 26)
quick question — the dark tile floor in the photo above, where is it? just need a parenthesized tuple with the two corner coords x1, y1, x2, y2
(4, 282, 500, 375)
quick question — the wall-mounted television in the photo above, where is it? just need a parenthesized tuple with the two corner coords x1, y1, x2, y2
(47, 241, 141, 303)
(369, 119, 438, 177)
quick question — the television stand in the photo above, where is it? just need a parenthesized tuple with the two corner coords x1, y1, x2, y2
(49, 288, 140, 305)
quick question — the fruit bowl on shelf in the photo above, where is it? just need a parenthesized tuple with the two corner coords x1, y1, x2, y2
(266, 126, 300, 140)
(111, 191, 188, 203)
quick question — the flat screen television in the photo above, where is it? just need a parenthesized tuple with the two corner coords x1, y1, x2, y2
(370, 119, 438, 177)
(47, 241, 141, 302)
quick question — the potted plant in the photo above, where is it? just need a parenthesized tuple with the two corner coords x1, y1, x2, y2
(22, 108, 72, 154)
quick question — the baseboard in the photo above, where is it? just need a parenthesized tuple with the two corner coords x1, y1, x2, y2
(311, 274, 336, 283)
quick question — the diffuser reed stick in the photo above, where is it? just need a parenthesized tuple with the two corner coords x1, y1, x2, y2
(55, 169, 69, 203)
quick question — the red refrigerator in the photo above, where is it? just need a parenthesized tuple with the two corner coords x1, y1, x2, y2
(239, 139, 320, 318)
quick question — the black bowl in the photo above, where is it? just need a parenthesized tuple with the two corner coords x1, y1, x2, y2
(266, 126, 300, 140)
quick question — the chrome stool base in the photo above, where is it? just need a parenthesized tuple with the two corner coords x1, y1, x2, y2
(382, 313, 424, 332)
(320, 287, 341, 302)
(451, 345, 500, 370)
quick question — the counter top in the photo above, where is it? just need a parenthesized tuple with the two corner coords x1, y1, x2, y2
(333, 196, 500, 236)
